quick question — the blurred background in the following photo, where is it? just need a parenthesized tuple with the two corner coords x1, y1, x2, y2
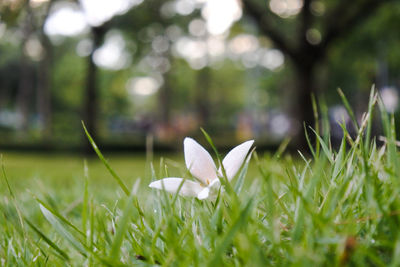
(0, 0, 400, 153)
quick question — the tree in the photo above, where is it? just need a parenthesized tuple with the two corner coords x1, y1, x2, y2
(36, 0, 55, 140)
(1, 0, 55, 139)
(83, 24, 107, 154)
(16, 2, 35, 133)
(242, 0, 394, 147)
(195, 67, 211, 126)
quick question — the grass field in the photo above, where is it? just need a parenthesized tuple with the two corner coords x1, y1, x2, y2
(1, 152, 155, 202)
(2, 90, 400, 266)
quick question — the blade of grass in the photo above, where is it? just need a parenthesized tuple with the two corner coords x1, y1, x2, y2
(338, 88, 359, 130)
(273, 137, 291, 159)
(33, 196, 86, 238)
(1, 158, 25, 232)
(304, 123, 316, 158)
(82, 121, 130, 196)
(208, 199, 253, 266)
(109, 186, 138, 263)
(311, 93, 320, 158)
(40, 204, 87, 257)
(309, 127, 334, 164)
(82, 160, 89, 240)
(234, 147, 255, 194)
(24, 217, 70, 261)
(200, 128, 221, 163)
(364, 86, 377, 151)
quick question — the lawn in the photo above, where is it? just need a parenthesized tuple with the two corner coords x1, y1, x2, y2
(1, 91, 400, 266)
(1, 151, 259, 202)
(1, 152, 154, 203)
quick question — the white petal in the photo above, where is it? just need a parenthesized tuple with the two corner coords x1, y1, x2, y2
(149, 178, 204, 197)
(209, 178, 221, 189)
(219, 140, 254, 181)
(197, 179, 221, 200)
(184, 137, 218, 184)
(197, 187, 210, 200)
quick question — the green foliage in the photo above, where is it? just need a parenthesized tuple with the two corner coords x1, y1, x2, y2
(326, 3, 400, 101)
(2, 90, 400, 265)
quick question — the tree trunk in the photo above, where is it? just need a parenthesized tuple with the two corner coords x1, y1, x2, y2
(159, 75, 171, 124)
(16, 5, 34, 133)
(16, 53, 33, 132)
(37, 33, 52, 140)
(292, 64, 316, 150)
(36, 0, 54, 141)
(195, 67, 211, 126)
(83, 26, 105, 154)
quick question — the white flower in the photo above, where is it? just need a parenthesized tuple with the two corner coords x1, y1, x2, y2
(149, 137, 254, 200)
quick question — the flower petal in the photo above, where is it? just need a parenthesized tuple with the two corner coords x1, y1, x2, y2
(184, 137, 218, 184)
(197, 179, 221, 200)
(219, 140, 254, 181)
(208, 178, 221, 189)
(149, 178, 204, 197)
(197, 187, 210, 200)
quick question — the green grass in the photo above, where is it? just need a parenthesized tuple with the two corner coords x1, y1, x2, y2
(2, 88, 400, 266)
(1, 153, 150, 201)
